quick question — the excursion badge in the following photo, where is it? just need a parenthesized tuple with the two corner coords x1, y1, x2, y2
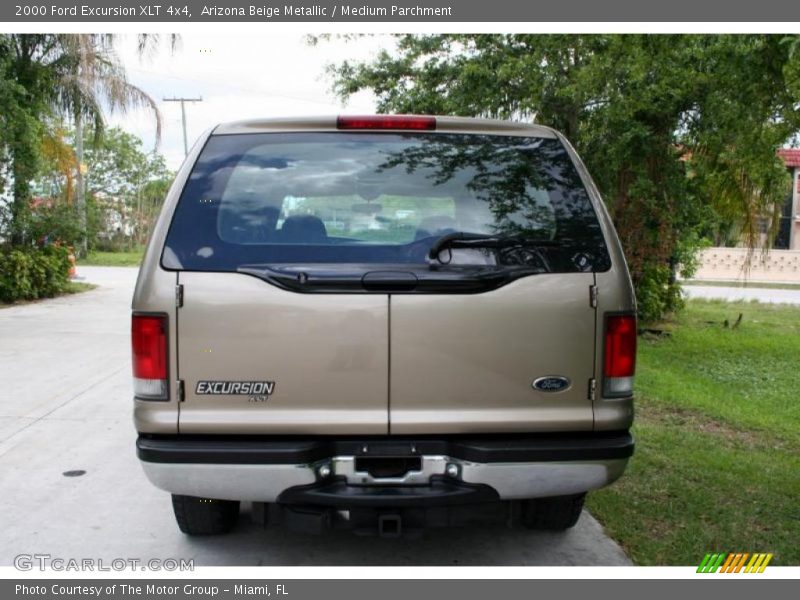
(195, 381, 275, 396)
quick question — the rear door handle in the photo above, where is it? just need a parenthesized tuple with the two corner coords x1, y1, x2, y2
(361, 271, 419, 292)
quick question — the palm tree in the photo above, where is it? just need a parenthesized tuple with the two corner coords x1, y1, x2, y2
(1, 34, 171, 251)
(53, 34, 166, 255)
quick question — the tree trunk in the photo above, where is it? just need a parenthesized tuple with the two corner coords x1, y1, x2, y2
(10, 160, 29, 247)
(9, 118, 38, 247)
(74, 110, 88, 257)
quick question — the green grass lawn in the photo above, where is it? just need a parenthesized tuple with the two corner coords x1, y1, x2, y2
(82, 249, 144, 267)
(587, 299, 800, 566)
(63, 281, 97, 295)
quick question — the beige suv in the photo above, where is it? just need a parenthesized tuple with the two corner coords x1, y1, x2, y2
(132, 115, 636, 537)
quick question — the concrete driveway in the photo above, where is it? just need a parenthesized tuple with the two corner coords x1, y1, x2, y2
(0, 266, 631, 566)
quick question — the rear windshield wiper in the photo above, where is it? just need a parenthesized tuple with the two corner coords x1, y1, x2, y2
(428, 231, 559, 261)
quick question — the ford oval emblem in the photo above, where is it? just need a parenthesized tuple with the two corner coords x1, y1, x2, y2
(532, 376, 571, 393)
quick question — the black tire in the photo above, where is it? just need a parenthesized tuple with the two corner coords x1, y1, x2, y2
(520, 493, 586, 531)
(171, 494, 240, 535)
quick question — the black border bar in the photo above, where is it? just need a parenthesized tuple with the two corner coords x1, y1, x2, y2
(5, 1, 800, 22)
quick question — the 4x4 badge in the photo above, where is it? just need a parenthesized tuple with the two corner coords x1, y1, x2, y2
(532, 376, 571, 392)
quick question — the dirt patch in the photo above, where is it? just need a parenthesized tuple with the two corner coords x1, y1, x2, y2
(640, 404, 790, 451)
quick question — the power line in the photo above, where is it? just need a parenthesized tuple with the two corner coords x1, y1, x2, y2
(163, 96, 203, 156)
(135, 67, 335, 107)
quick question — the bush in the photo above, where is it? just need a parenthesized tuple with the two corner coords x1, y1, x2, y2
(0, 245, 71, 303)
(635, 264, 685, 323)
(29, 201, 83, 249)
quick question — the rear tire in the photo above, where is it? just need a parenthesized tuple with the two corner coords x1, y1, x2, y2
(171, 494, 240, 535)
(520, 493, 586, 530)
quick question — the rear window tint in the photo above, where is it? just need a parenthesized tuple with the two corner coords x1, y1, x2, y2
(163, 132, 610, 272)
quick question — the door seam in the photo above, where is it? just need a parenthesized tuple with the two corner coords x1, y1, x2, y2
(176, 271, 181, 434)
(387, 293, 392, 435)
(591, 271, 598, 430)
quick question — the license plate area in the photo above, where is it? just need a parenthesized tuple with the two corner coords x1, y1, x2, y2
(354, 456, 422, 479)
(330, 455, 448, 486)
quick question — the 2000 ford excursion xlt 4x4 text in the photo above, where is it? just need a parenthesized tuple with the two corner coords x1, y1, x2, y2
(132, 115, 636, 537)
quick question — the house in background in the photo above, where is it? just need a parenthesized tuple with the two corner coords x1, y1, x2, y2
(692, 148, 800, 283)
(775, 148, 800, 250)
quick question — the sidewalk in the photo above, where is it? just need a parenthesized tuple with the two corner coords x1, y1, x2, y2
(682, 284, 800, 305)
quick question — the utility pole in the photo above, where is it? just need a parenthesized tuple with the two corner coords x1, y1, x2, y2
(163, 96, 202, 156)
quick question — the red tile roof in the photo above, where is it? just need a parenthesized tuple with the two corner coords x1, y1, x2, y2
(778, 148, 800, 168)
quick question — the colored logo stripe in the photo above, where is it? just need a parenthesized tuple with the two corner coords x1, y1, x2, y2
(697, 553, 772, 573)
(745, 553, 773, 573)
(697, 553, 726, 573)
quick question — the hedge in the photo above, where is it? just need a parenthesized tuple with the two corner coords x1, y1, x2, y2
(0, 245, 71, 303)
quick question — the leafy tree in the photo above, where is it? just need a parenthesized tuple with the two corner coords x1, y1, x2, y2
(32, 126, 173, 250)
(134, 176, 172, 245)
(82, 127, 172, 249)
(0, 35, 50, 245)
(0, 34, 172, 251)
(34, 122, 78, 199)
(326, 34, 800, 320)
(46, 34, 163, 255)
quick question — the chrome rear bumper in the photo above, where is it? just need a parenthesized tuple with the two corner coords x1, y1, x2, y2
(138, 433, 631, 503)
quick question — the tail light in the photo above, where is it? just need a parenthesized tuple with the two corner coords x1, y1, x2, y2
(603, 314, 637, 397)
(132, 314, 168, 400)
(336, 115, 436, 130)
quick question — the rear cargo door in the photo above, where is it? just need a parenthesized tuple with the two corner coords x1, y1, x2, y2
(389, 272, 596, 434)
(176, 272, 388, 434)
(163, 128, 606, 436)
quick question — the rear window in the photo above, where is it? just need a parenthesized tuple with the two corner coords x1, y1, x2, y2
(163, 132, 610, 272)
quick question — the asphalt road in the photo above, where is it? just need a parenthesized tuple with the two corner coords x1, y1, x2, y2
(0, 266, 631, 566)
